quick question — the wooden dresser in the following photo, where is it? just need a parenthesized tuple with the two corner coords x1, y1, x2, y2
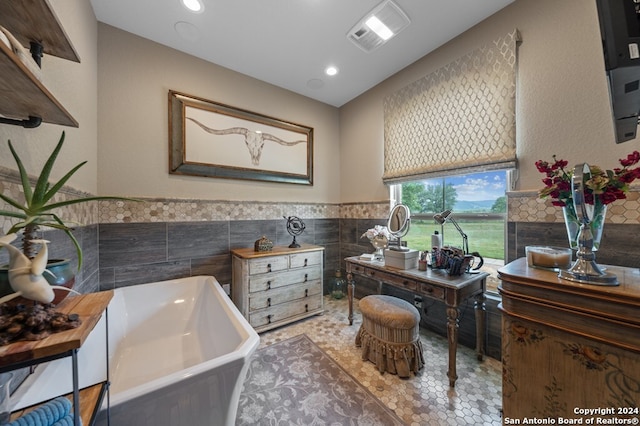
(498, 258, 640, 422)
(231, 244, 324, 333)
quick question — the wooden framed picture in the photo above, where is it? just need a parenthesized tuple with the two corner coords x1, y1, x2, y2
(169, 90, 313, 185)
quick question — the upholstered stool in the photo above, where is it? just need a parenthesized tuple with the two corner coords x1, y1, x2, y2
(355, 295, 424, 378)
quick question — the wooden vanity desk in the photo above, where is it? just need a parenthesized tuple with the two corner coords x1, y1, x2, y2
(344, 256, 488, 387)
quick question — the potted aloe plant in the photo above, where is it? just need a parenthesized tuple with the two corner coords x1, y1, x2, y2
(0, 131, 137, 302)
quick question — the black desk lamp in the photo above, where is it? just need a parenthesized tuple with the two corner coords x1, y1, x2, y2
(433, 209, 469, 254)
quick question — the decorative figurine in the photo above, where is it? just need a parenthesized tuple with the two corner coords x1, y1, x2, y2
(0, 233, 78, 305)
(284, 216, 305, 248)
(254, 235, 274, 252)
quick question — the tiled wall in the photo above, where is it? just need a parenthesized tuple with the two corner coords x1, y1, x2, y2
(507, 190, 640, 268)
(97, 219, 342, 292)
(3, 177, 638, 362)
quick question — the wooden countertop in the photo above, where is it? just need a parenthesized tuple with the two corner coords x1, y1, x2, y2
(498, 257, 640, 307)
(0, 291, 113, 367)
(231, 244, 324, 259)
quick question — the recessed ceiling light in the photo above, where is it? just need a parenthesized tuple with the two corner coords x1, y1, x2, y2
(181, 0, 204, 13)
(325, 66, 339, 76)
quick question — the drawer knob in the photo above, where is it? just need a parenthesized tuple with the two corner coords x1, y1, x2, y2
(267, 263, 272, 272)
(403, 280, 409, 286)
(267, 314, 272, 324)
(305, 304, 308, 312)
(267, 281, 271, 290)
(305, 289, 308, 297)
(304, 258, 308, 267)
(426, 287, 433, 293)
(304, 273, 308, 282)
(267, 297, 271, 307)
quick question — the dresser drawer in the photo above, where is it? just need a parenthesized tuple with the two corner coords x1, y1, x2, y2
(419, 282, 445, 300)
(248, 267, 321, 293)
(289, 251, 322, 268)
(248, 256, 289, 275)
(249, 281, 322, 311)
(249, 296, 323, 329)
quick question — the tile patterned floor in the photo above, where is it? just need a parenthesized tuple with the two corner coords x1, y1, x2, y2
(258, 296, 503, 426)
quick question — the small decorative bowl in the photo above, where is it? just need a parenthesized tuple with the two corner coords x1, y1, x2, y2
(525, 246, 572, 270)
(254, 236, 273, 252)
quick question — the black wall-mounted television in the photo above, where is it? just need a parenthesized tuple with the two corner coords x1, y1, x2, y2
(595, 0, 640, 143)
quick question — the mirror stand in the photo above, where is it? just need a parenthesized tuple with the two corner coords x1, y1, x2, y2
(388, 231, 410, 252)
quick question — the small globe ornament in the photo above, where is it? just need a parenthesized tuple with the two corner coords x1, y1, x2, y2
(284, 216, 305, 248)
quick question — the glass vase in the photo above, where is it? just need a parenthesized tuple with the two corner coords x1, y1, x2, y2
(330, 269, 347, 300)
(370, 235, 389, 261)
(562, 202, 607, 251)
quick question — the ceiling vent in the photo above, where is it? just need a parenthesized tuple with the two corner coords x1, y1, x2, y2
(347, 0, 410, 53)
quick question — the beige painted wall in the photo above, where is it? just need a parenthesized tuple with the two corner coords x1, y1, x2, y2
(96, 24, 341, 203)
(0, 0, 99, 194)
(339, 0, 640, 203)
(3, 0, 639, 207)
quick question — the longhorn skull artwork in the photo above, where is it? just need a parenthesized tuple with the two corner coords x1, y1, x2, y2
(187, 117, 308, 166)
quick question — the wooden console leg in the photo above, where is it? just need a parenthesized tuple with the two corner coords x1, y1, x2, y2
(474, 292, 486, 361)
(446, 306, 460, 387)
(347, 273, 354, 326)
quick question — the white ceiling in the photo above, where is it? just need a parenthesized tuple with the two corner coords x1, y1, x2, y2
(90, 0, 515, 107)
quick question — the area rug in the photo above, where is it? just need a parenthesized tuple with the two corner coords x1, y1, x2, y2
(236, 334, 405, 425)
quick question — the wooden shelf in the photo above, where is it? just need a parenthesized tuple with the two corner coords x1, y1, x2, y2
(0, 291, 113, 367)
(0, 41, 78, 127)
(10, 383, 108, 426)
(0, 291, 113, 426)
(0, 0, 79, 127)
(0, 0, 79, 62)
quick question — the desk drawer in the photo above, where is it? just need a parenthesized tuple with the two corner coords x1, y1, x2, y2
(419, 282, 445, 300)
(362, 268, 417, 292)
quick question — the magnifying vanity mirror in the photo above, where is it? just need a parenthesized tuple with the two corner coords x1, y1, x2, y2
(387, 204, 411, 251)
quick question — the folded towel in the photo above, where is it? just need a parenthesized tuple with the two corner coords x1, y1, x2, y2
(51, 414, 76, 426)
(9, 397, 74, 426)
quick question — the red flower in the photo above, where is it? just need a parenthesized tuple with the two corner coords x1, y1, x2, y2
(537, 151, 640, 206)
(620, 151, 640, 167)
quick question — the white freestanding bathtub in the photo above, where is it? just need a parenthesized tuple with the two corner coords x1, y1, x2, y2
(96, 276, 260, 426)
(10, 276, 259, 426)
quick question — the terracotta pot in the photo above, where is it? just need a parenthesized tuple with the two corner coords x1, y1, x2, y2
(0, 259, 75, 305)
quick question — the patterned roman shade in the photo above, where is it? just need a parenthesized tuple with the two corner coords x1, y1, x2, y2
(383, 29, 521, 183)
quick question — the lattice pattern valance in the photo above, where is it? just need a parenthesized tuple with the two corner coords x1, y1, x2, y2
(382, 29, 521, 184)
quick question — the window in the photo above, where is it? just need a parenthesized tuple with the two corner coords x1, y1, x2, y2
(394, 170, 509, 293)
